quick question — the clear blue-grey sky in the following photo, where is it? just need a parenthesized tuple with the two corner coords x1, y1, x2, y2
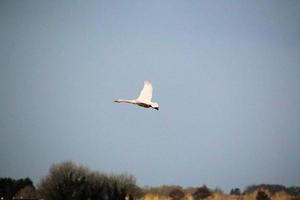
(0, 0, 300, 191)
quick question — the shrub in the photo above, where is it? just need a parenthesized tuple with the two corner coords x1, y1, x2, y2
(192, 185, 212, 200)
(169, 188, 185, 200)
(256, 190, 270, 200)
(230, 188, 241, 195)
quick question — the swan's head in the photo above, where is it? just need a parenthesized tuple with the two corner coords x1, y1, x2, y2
(151, 102, 159, 111)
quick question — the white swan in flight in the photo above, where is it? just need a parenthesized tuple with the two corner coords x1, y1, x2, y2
(114, 81, 159, 110)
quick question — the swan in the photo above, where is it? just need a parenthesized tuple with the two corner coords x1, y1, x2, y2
(114, 81, 159, 110)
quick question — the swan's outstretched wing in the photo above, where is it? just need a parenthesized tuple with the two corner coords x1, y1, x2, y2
(137, 81, 152, 102)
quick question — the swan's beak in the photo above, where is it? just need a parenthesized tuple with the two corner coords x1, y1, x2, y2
(154, 107, 159, 111)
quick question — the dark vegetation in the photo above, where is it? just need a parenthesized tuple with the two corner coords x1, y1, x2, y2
(256, 190, 270, 200)
(230, 188, 241, 195)
(1, 161, 300, 200)
(0, 177, 35, 199)
(192, 185, 212, 200)
(169, 188, 185, 200)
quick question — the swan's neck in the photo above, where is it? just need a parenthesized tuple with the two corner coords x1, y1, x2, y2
(115, 99, 136, 104)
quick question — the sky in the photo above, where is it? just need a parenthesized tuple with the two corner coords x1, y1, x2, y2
(0, 0, 300, 192)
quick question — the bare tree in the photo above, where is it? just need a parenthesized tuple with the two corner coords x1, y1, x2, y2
(38, 161, 138, 200)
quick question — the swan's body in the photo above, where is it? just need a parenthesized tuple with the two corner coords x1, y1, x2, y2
(114, 81, 159, 110)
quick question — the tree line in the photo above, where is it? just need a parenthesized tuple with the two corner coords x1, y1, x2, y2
(1, 161, 300, 200)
